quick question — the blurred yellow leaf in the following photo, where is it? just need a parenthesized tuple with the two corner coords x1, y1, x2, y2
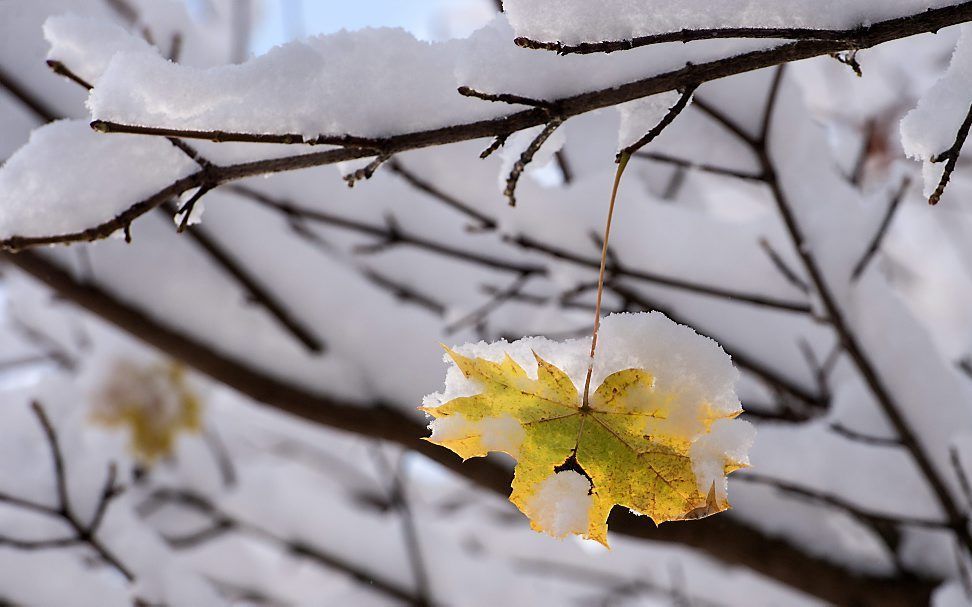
(91, 361, 202, 463)
(423, 349, 744, 546)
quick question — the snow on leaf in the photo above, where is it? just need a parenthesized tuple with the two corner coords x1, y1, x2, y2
(90, 361, 202, 463)
(423, 322, 751, 546)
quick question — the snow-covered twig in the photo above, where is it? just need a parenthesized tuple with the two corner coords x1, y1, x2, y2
(504, 117, 564, 206)
(929, 101, 972, 205)
(512, 3, 972, 55)
(618, 85, 697, 160)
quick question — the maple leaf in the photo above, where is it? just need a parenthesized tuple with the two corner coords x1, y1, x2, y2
(422, 348, 749, 546)
(91, 360, 202, 463)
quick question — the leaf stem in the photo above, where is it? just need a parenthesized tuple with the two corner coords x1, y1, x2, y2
(582, 152, 630, 408)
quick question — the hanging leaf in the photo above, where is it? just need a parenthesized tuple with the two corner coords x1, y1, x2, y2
(422, 315, 753, 546)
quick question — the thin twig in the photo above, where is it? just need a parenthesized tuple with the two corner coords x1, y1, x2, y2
(372, 450, 433, 606)
(144, 488, 427, 605)
(479, 134, 508, 159)
(387, 160, 496, 229)
(735, 472, 950, 529)
(929, 101, 972, 205)
(950, 446, 972, 512)
(46, 60, 93, 90)
(829, 423, 902, 447)
(852, 176, 911, 280)
(0, 403, 136, 581)
(632, 151, 765, 181)
(344, 153, 391, 187)
(158, 201, 326, 354)
(759, 238, 810, 293)
(554, 150, 574, 184)
(505, 234, 812, 313)
(445, 272, 531, 334)
(457, 86, 557, 110)
(617, 85, 697, 160)
(505, 117, 564, 206)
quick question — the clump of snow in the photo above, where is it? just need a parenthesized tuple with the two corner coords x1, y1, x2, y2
(901, 24, 972, 198)
(504, 0, 960, 45)
(932, 581, 971, 607)
(427, 413, 526, 458)
(83, 16, 775, 141)
(616, 91, 684, 151)
(522, 471, 594, 538)
(690, 418, 756, 504)
(424, 312, 752, 496)
(0, 120, 197, 240)
(88, 27, 499, 139)
(44, 14, 158, 85)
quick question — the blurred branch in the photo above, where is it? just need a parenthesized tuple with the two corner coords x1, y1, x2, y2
(387, 159, 496, 230)
(750, 67, 972, 556)
(0, 402, 132, 581)
(103, 0, 139, 25)
(632, 151, 765, 182)
(372, 450, 433, 606)
(144, 487, 428, 605)
(229, 183, 808, 313)
(1, 250, 936, 606)
(736, 472, 949, 529)
(852, 176, 910, 280)
(829, 423, 902, 447)
(554, 149, 573, 184)
(7, 56, 327, 357)
(445, 272, 531, 334)
(505, 234, 811, 313)
(759, 238, 809, 294)
(516, 559, 726, 607)
(0, 64, 58, 122)
(157, 201, 326, 354)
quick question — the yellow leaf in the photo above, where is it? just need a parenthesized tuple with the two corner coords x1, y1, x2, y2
(91, 361, 202, 463)
(423, 348, 747, 546)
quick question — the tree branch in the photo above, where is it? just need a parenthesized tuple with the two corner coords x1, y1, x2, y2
(3, 4, 967, 250)
(512, 4, 972, 55)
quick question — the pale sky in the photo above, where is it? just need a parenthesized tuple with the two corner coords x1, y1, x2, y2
(250, 0, 497, 54)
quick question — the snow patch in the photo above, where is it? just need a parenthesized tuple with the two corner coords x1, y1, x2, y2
(0, 120, 197, 240)
(901, 24, 972, 198)
(522, 471, 593, 538)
